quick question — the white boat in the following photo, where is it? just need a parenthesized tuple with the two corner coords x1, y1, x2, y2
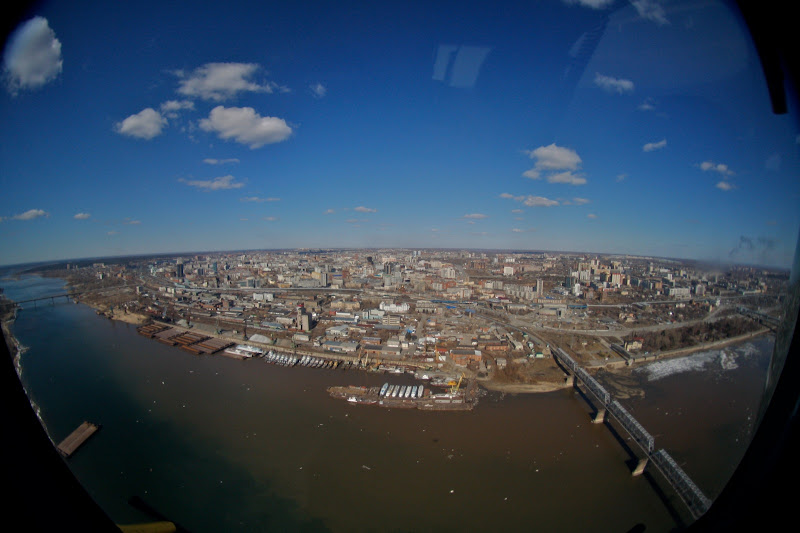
(417, 385, 424, 398)
(411, 385, 418, 398)
(380, 383, 389, 396)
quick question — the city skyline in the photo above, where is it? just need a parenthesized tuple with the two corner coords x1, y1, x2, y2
(2, 1, 799, 268)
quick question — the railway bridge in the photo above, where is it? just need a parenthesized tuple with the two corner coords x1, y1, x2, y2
(553, 347, 712, 520)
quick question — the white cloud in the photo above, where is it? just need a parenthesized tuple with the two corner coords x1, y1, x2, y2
(176, 62, 278, 101)
(573, 197, 590, 205)
(160, 99, 194, 118)
(241, 196, 280, 202)
(501, 194, 559, 207)
(699, 160, 734, 175)
(616, 173, 627, 182)
(310, 82, 327, 98)
(324, 209, 335, 214)
(511, 209, 523, 214)
(631, 0, 669, 26)
(587, 213, 598, 219)
(562, 0, 614, 8)
(716, 181, 735, 191)
(523, 196, 559, 207)
(107, 230, 118, 236)
(123, 218, 141, 225)
(594, 73, 634, 94)
(643, 139, 667, 152)
(523, 143, 587, 185)
(547, 171, 587, 185)
(11, 208, 49, 220)
(262, 216, 279, 221)
(199, 106, 292, 148)
(463, 213, 488, 219)
(179, 175, 244, 191)
(3, 17, 62, 94)
(114, 108, 167, 140)
(203, 158, 239, 165)
(73, 212, 91, 220)
(354, 206, 377, 213)
(638, 98, 655, 111)
(526, 143, 582, 170)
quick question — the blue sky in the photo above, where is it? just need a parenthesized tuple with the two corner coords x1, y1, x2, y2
(1, 0, 799, 267)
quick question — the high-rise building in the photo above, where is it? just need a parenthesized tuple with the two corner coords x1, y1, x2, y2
(176, 259, 184, 278)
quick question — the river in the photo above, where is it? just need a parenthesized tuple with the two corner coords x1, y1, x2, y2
(2, 274, 775, 532)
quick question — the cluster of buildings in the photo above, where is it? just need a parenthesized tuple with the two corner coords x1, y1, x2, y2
(68, 248, 787, 373)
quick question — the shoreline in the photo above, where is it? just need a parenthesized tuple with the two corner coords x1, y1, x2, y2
(478, 380, 568, 393)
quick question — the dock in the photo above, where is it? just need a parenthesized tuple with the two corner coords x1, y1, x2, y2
(327, 384, 478, 411)
(57, 421, 100, 458)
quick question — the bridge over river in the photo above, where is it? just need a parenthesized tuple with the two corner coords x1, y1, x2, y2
(553, 347, 712, 520)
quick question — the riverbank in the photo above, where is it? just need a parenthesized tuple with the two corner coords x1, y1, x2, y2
(643, 328, 772, 361)
(478, 380, 567, 393)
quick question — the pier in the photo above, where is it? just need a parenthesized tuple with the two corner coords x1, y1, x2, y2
(57, 421, 100, 458)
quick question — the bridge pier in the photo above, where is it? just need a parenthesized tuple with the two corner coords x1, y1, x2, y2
(632, 457, 648, 476)
(592, 407, 606, 424)
(564, 374, 575, 387)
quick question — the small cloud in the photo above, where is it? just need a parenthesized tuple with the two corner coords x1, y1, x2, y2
(323, 209, 335, 214)
(73, 212, 91, 220)
(594, 73, 634, 94)
(262, 216, 279, 221)
(160, 99, 194, 118)
(176, 62, 278, 101)
(562, 0, 615, 8)
(241, 196, 280, 203)
(203, 158, 240, 165)
(11, 208, 49, 220)
(523, 144, 587, 185)
(587, 213, 598, 219)
(547, 171, 587, 185)
(3, 17, 63, 95)
(499, 193, 515, 199)
(631, 0, 670, 26)
(616, 173, 627, 182)
(353, 206, 377, 213)
(123, 218, 141, 225)
(180, 175, 244, 191)
(573, 197, 590, 205)
(310, 82, 327, 98)
(501, 194, 559, 207)
(511, 209, 523, 214)
(523, 196, 559, 207)
(107, 230, 118, 236)
(637, 98, 656, 111)
(643, 139, 667, 152)
(199, 106, 292, 148)
(115, 108, 167, 140)
(699, 160, 734, 175)
(716, 181, 735, 191)
(463, 213, 488, 219)
(525, 143, 582, 170)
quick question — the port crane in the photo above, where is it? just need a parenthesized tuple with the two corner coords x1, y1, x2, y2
(450, 373, 465, 395)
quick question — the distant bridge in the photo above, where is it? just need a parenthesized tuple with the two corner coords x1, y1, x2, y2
(12, 284, 133, 306)
(553, 347, 712, 520)
(737, 307, 781, 331)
